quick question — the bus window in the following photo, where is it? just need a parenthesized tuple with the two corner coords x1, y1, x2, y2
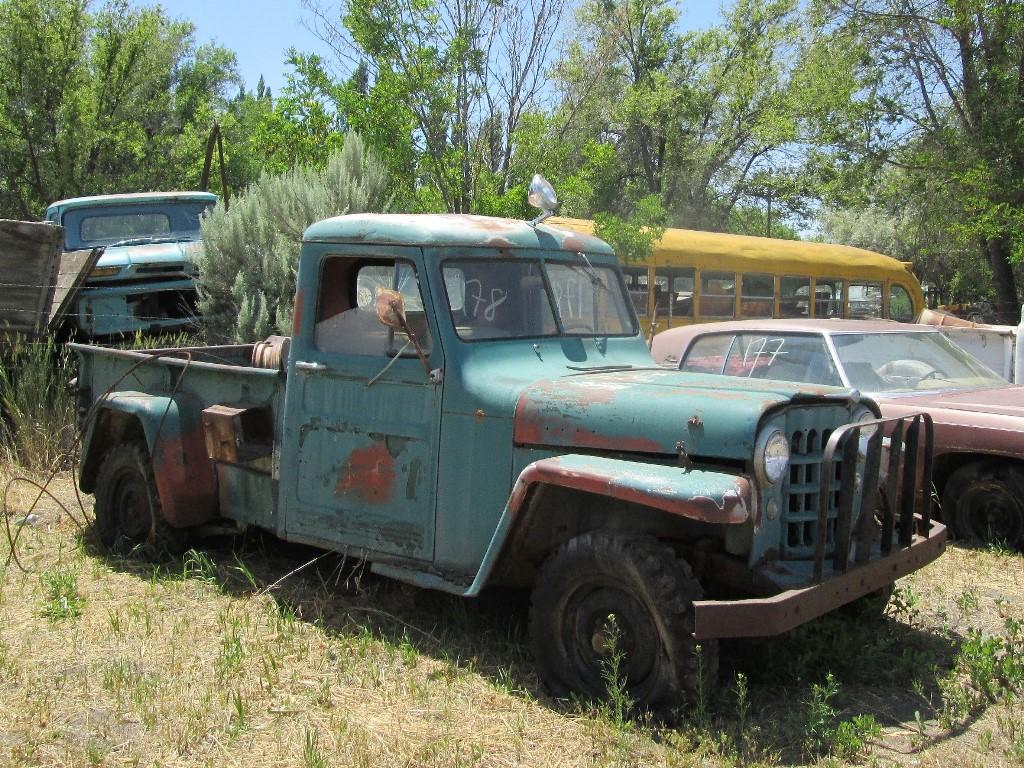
(654, 267, 694, 323)
(889, 284, 914, 321)
(700, 271, 736, 318)
(815, 278, 845, 318)
(780, 276, 810, 318)
(848, 281, 883, 318)
(741, 273, 775, 318)
(622, 266, 649, 316)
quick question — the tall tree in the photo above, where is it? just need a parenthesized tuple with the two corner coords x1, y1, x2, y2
(819, 0, 1024, 319)
(552, 0, 863, 234)
(304, 0, 567, 213)
(0, 0, 240, 218)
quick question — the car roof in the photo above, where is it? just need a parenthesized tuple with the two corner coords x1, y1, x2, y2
(650, 318, 935, 364)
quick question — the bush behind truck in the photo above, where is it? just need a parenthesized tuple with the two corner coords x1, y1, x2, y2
(69, 190, 946, 710)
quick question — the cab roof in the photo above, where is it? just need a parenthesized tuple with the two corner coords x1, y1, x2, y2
(303, 213, 616, 256)
(46, 191, 217, 212)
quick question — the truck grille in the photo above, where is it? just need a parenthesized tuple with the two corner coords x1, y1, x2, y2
(781, 411, 840, 559)
(779, 409, 934, 578)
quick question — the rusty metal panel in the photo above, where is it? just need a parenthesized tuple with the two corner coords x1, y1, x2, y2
(48, 247, 104, 328)
(202, 403, 274, 468)
(693, 519, 947, 640)
(0, 219, 64, 337)
(506, 454, 753, 525)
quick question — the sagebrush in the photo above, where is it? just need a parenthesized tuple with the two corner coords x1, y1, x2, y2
(197, 132, 394, 342)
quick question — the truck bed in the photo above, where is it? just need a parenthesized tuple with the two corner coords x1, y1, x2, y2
(71, 340, 287, 532)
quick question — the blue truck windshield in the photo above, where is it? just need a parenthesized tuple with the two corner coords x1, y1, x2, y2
(442, 257, 636, 340)
(61, 201, 214, 250)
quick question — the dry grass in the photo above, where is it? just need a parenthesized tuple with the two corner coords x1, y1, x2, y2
(1, 467, 1023, 767)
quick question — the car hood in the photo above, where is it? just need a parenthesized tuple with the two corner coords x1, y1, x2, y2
(877, 385, 1024, 419)
(513, 368, 856, 461)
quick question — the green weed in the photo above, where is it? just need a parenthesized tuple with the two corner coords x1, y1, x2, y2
(798, 672, 880, 760)
(303, 728, 328, 768)
(38, 567, 84, 621)
(0, 337, 76, 471)
(181, 548, 219, 585)
(598, 614, 634, 731)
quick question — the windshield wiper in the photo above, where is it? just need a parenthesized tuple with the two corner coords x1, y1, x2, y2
(566, 364, 634, 372)
(572, 251, 607, 288)
(104, 236, 184, 247)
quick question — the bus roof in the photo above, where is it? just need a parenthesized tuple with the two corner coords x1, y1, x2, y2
(550, 217, 915, 280)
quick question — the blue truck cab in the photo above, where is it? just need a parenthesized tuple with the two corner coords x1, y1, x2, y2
(71, 211, 945, 710)
(45, 191, 216, 337)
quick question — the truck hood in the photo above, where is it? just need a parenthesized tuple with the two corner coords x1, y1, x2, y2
(513, 368, 853, 460)
(95, 240, 202, 271)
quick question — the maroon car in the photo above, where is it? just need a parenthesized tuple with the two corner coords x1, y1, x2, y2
(652, 319, 1024, 548)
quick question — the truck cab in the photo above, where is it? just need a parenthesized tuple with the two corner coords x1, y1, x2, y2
(72, 210, 945, 711)
(45, 191, 216, 337)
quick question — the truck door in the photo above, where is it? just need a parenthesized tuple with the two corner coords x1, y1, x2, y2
(279, 249, 442, 561)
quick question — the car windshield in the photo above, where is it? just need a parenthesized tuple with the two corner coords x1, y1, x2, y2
(62, 201, 214, 250)
(832, 332, 1006, 393)
(441, 257, 636, 340)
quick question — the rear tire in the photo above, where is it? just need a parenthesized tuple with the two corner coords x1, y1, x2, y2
(93, 442, 187, 557)
(942, 462, 1024, 549)
(529, 533, 716, 713)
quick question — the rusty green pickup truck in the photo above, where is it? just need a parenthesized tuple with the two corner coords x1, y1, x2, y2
(71, 207, 946, 710)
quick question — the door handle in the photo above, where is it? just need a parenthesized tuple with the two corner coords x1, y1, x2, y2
(294, 360, 328, 373)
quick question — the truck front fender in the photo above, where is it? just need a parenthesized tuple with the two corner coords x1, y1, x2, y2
(79, 391, 217, 528)
(464, 454, 753, 596)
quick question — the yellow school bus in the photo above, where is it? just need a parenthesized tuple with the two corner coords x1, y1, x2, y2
(552, 217, 925, 336)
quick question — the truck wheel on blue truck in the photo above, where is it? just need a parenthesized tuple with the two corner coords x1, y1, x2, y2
(70, 208, 946, 711)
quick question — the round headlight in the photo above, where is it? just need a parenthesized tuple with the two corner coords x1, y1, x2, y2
(854, 407, 878, 457)
(755, 428, 790, 486)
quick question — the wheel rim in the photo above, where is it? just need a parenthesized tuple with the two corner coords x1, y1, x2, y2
(111, 469, 150, 543)
(958, 480, 1024, 545)
(563, 583, 659, 696)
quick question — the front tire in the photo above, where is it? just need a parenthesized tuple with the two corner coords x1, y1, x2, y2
(93, 442, 187, 557)
(529, 533, 716, 712)
(942, 462, 1024, 549)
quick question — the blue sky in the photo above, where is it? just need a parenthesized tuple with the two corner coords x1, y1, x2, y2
(156, 1, 723, 95)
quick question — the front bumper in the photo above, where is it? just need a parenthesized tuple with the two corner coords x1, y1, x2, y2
(692, 517, 946, 640)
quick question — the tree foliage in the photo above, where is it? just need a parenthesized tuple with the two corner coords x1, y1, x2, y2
(197, 132, 392, 342)
(817, 0, 1024, 317)
(0, 0, 241, 218)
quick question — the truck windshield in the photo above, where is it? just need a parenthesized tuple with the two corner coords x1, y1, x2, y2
(442, 257, 636, 340)
(61, 201, 214, 250)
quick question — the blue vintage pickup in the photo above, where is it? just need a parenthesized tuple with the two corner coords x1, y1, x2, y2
(45, 191, 216, 336)
(71, 202, 945, 710)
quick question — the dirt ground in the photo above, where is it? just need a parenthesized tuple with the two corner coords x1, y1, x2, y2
(1, 466, 1022, 768)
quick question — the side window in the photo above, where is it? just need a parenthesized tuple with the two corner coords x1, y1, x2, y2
(654, 267, 694, 322)
(699, 271, 736, 318)
(622, 266, 649, 316)
(740, 273, 775, 318)
(889, 284, 914, 322)
(848, 281, 883, 318)
(314, 257, 432, 356)
(680, 334, 735, 374)
(815, 278, 845, 318)
(780, 276, 810, 318)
